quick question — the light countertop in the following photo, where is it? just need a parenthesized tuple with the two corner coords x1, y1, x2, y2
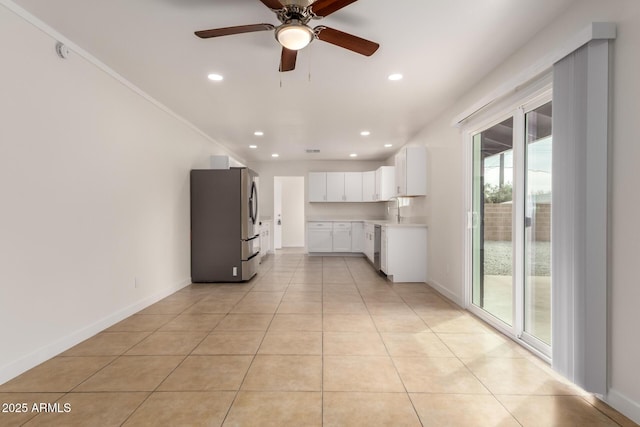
(306, 218, 427, 228)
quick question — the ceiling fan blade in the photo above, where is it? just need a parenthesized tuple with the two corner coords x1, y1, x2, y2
(279, 48, 297, 72)
(310, 0, 358, 17)
(258, 0, 283, 10)
(316, 26, 379, 56)
(195, 23, 274, 39)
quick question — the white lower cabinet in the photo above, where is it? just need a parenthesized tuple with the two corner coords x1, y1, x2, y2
(382, 226, 427, 282)
(332, 222, 352, 252)
(364, 223, 375, 262)
(351, 222, 364, 253)
(307, 222, 333, 252)
(259, 220, 272, 262)
(308, 221, 427, 282)
(381, 227, 388, 273)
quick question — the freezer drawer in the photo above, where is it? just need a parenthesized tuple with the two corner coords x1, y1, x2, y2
(242, 253, 259, 281)
(242, 235, 260, 260)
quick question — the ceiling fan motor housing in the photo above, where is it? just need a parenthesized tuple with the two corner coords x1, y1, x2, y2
(275, 20, 315, 50)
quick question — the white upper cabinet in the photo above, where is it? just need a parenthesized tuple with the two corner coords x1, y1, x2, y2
(323, 172, 363, 202)
(395, 146, 427, 196)
(375, 166, 396, 201)
(362, 171, 376, 202)
(326, 172, 345, 202)
(309, 169, 390, 202)
(344, 172, 363, 202)
(308, 172, 327, 202)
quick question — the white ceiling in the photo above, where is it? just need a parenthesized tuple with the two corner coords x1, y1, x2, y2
(12, 0, 576, 162)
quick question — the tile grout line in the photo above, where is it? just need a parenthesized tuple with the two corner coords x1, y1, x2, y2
(118, 287, 222, 426)
(348, 259, 426, 427)
(217, 254, 301, 426)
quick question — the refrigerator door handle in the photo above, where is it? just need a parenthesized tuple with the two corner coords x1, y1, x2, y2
(249, 181, 258, 225)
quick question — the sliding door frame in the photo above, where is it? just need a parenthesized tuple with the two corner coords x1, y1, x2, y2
(463, 76, 553, 362)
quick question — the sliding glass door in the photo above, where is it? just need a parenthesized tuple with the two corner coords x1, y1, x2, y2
(469, 96, 552, 357)
(472, 118, 514, 326)
(523, 102, 552, 347)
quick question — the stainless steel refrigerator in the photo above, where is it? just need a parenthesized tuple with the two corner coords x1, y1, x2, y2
(190, 168, 259, 282)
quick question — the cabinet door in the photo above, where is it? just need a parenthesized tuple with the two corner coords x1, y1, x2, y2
(308, 223, 333, 252)
(395, 149, 407, 196)
(396, 146, 427, 196)
(326, 172, 345, 202)
(362, 171, 376, 202)
(364, 223, 375, 261)
(344, 172, 363, 202)
(308, 173, 327, 202)
(405, 146, 427, 196)
(350, 222, 364, 252)
(384, 226, 427, 282)
(263, 222, 271, 254)
(332, 222, 352, 252)
(381, 227, 388, 273)
(377, 166, 396, 201)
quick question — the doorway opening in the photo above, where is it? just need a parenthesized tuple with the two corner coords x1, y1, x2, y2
(273, 176, 305, 250)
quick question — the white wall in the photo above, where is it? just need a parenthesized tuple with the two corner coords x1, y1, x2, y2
(399, 0, 640, 420)
(0, 5, 241, 383)
(250, 160, 388, 221)
(277, 176, 305, 247)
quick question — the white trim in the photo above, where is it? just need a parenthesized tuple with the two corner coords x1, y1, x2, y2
(0, 278, 191, 384)
(0, 0, 245, 165)
(606, 389, 640, 425)
(460, 75, 553, 136)
(513, 106, 526, 339)
(452, 22, 616, 127)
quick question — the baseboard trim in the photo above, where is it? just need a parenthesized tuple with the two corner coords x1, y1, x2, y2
(426, 278, 463, 307)
(0, 278, 191, 385)
(605, 388, 640, 425)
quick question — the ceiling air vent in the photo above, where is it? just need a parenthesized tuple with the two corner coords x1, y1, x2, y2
(306, 149, 321, 154)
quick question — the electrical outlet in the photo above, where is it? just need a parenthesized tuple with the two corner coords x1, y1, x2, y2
(134, 277, 139, 288)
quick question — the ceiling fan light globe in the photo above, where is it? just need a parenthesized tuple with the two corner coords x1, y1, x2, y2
(276, 23, 313, 50)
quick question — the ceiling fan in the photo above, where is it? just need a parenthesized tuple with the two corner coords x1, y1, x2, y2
(194, 0, 380, 72)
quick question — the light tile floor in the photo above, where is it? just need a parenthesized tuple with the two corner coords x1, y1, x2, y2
(0, 254, 636, 426)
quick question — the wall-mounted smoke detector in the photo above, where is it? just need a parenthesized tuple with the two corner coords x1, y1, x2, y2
(306, 149, 321, 154)
(55, 42, 70, 59)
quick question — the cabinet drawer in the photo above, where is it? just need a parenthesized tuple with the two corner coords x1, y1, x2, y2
(332, 222, 352, 230)
(308, 222, 332, 230)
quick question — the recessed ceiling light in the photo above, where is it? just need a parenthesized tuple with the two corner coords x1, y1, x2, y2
(360, 131, 371, 136)
(272, 153, 279, 158)
(384, 144, 393, 148)
(388, 73, 403, 81)
(254, 131, 264, 136)
(349, 153, 358, 158)
(249, 145, 258, 149)
(207, 73, 223, 81)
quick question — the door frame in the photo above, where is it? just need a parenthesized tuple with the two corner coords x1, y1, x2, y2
(463, 81, 553, 362)
(273, 176, 306, 249)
